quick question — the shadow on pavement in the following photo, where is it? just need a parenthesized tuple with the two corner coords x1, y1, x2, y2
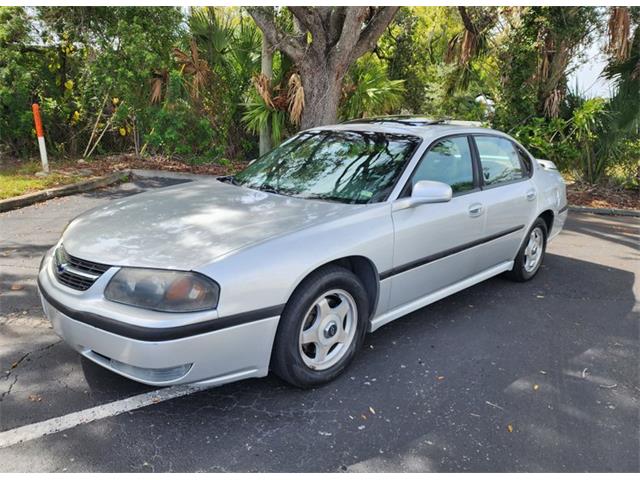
(563, 213, 639, 252)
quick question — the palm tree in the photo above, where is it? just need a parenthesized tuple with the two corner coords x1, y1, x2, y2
(340, 55, 405, 120)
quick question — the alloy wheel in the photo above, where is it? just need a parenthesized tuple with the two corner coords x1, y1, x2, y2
(298, 289, 358, 370)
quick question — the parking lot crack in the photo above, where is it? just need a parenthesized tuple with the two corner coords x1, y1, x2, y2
(2, 339, 62, 381)
(0, 375, 18, 403)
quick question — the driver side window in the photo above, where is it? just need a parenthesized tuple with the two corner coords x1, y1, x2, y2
(410, 136, 475, 194)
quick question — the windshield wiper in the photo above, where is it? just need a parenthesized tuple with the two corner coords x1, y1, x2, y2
(300, 194, 354, 204)
(217, 175, 240, 185)
(256, 184, 283, 195)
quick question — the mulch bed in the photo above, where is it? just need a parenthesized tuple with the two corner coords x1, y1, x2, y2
(54, 154, 247, 177)
(566, 182, 639, 211)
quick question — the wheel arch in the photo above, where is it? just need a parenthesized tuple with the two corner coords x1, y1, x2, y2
(289, 255, 380, 321)
(538, 209, 554, 234)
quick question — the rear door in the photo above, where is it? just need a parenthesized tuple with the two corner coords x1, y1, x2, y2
(471, 135, 537, 271)
(387, 135, 486, 309)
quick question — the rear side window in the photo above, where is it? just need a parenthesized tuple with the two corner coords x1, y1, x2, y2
(410, 136, 475, 194)
(515, 145, 533, 176)
(474, 136, 526, 186)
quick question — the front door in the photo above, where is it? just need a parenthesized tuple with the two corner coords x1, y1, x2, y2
(388, 135, 486, 310)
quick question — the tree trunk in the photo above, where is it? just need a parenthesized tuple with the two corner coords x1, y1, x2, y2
(247, 7, 399, 129)
(299, 62, 344, 129)
(259, 35, 273, 155)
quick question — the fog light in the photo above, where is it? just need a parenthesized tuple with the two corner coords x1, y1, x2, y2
(89, 351, 192, 383)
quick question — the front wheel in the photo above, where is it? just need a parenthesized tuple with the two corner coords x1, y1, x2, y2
(505, 218, 548, 282)
(271, 265, 369, 388)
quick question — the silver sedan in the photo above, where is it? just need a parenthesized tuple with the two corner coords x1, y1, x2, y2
(38, 117, 567, 388)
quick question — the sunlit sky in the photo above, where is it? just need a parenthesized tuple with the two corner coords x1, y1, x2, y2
(569, 35, 612, 98)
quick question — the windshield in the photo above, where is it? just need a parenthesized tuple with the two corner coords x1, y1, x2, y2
(233, 130, 421, 204)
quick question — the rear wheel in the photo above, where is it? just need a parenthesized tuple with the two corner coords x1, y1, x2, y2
(505, 218, 547, 282)
(271, 265, 369, 388)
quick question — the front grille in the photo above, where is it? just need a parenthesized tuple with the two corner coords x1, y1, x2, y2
(54, 245, 111, 291)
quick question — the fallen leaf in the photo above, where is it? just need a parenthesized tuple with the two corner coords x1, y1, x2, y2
(28, 394, 42, 402)
(10, 283, 24, 291)
(486, 401, 504, 410)
(533, 384, 540, 391)
(361, 414, 367, 420)
(369, 406, 376, 415)
(437, 375, 445, 381)
(507, 424, 514, 433)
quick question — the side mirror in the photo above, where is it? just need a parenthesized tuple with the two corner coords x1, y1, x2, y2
(393, 180, 452, 211)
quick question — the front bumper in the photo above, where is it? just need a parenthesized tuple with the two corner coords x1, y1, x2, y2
(38, 249, 279, 386)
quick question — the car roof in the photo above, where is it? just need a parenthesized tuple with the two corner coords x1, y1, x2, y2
(306, 116, 513, 142)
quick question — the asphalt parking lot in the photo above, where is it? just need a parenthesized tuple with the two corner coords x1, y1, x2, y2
(0, 177, 638, 472)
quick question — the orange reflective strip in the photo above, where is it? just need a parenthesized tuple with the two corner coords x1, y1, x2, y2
(32, 103, 44, 138)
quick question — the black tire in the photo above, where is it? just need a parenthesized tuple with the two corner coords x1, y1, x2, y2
(505, 218, 548, 282)
(271, 265, 369, 388)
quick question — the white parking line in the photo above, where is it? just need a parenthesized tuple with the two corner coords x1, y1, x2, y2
(0, 382, 210, 449)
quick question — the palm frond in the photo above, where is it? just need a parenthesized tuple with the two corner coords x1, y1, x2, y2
(173, 39, 211, 100)
(150, 69, 168, 104)
(287, 73, 304, 126)
(252, 73, 274, 108)
(340, 55, 405, 119)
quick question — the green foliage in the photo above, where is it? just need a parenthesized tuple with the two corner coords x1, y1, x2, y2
(380, 7, 461, 113)
(512, 117, 577, 169)
(607, 137, 640, 188)
(0, 7, 40, 154)
(144, 101, 218, 157)
(242, 94, 287, 145)
(0, 6, 637, 189)
(494, 7, 599, 126)
(340, 55, 405, 120)
(185, 7, 261, 157)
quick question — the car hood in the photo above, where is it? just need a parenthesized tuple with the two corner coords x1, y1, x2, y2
(62, 179, 357, 270)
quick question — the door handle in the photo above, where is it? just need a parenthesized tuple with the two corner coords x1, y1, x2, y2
(468, 203, 484, 217)
(526, 189, 537, 201)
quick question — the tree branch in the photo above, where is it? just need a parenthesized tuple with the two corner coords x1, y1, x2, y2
(288, 7, 326, 44)
(349, 7, 399, 64)
(332, 7, 368, 70)
(327, 7, 347, 46)
(289, 6, 326, 52)
(246, 7, 305, 62)
(458, 6, 478, 35)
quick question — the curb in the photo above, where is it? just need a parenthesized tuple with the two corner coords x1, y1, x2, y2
(0, 170, 131, 213)
(569, 205, 640, 218)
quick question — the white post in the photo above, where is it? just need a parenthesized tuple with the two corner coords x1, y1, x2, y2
(32, 103, 49, 174)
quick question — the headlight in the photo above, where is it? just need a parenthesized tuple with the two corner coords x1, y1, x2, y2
(104, 268, 219, 313)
